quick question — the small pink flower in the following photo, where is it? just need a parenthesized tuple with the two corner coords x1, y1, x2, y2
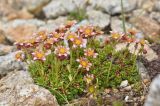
(72, 37, 87, 48)
(36, 31, 47, 42)
(32, 51, 47, 61)
(84, 74, 94, 84)
(54, 46, 70, 57)
(66, 32, 77, 41)
(110, 31, 123, 39)
(76, 57, 92, 71)
(52, 32, 64, 42)
(79, 25, 96, 38)
(84, 48, 98, 58)
(15, 51, 25, 61)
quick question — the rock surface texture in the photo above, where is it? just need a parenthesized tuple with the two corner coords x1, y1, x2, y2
(0, 52, 25, 76)
(0, 70, 59, 106)
(145, 75, 160, 106)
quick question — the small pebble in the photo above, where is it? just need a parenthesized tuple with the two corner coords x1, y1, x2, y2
(120, 80, 128, 88)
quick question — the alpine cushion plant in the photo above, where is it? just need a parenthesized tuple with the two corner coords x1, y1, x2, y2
(15, 21, 146, 105)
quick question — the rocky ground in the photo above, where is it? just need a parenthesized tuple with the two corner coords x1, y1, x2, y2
(0, 0, 160, 106)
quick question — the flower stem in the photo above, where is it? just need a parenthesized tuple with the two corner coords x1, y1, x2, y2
(121, 0, 126, 33)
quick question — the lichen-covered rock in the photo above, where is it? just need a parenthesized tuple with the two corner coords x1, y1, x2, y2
(0, 70, 59, 106)
(89, 0, 137, 15)
(0, 52, 25, 76)
(145, 75, 160, 106)
(87, 10, 110, 29)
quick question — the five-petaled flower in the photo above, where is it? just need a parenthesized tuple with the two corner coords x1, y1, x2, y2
(52, 32, 64, 42)
(15, 51, 25, 61)
(54, 46, 70, 57)
(84, 74, 94, 84)
(79, 25, 95, 38)
(84, 48, 98, 58)
(110, 31, 123, 39)
(44, 38, 55, 49)
(72, 37, 87, 48)
(76, 57, 92, 71)
(36, 31, 47, 42)
(66, 32, 77, 41)
(32, 51, 47, 61)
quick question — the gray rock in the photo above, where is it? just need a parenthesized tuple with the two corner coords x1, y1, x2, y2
(145, 75, 160, 106)
(89, 0, 137, 15)
(129, 16, 160, 43)
(24, 0, 51, 14)
(150, 12, 160, 24)
(43, 0, 87, 18)
(111, 17, 133, 32)
(0, 70, 59, 106)
(39, 16, 68, 32)
(154, 0, 160, 11)
(0, 52, 26, 76)
(0, 44, 14, 56)
(115, 43, 158, 61)
(87, 10, 110, 29)
(1, 19, 45, 42)
(136, 61, 150, 80)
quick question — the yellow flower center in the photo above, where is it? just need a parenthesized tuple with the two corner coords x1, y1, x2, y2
(54, 33, 61, 38)
(140, 39, 145, 45)
(67, 34, 75, 40)
(36, 52, 44, 58)
(86, 77, 92, 83)
(85, 28, 92, 35)
(15, 53, 21, 59)
(112, 33, 120, 39)
(80, 60, 88, 68)
(87, 50, 94, 56)
(59, 48, 66, 54)
(74, 39, 82, 45)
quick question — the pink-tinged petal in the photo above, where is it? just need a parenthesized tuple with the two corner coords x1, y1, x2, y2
(91, 32, 95, 35)
(66, 48, 70, 50)
(33, 57, 37, 60)
(42, 57, 46, 61)
(86, 68, 90, 71)
(58, 54, 62, 56)
(70, 38, 74, 41)
(78, 65, 82, 68)
(73, 45, 76, 48)
(31, 52, 35, 55)
(64, 53, 67, 56)
(76, 59, 80, 62)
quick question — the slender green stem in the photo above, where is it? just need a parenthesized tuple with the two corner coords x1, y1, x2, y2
(50, 88, 69, 104)
(121, 0, 126, 33)
(65, 69, 80, 89)
(54, 56, 59, 86)
(70, 49, 73, 67)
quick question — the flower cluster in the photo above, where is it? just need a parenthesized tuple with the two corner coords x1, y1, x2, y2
(14, 21, 147, 102)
